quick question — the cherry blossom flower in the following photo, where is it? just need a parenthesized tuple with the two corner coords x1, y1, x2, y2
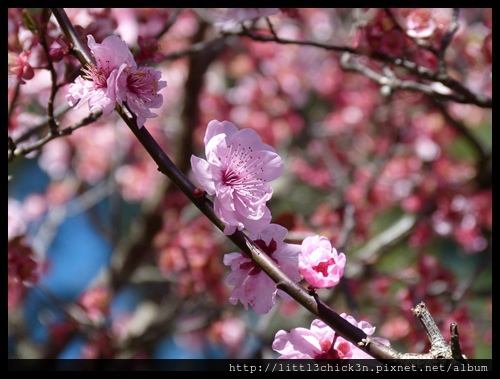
(406, 9, 437, 39)
(223, 224, 301, 314)
(298, 235, 346, 289)
(272, 314, 390, 359)
(209, 316, 247, 357)
(67, 34, 135, 117)
(8, 51, 35, 85)
(66, 34, 166, 126)
(191, 119, 283, 235)
(136, 35, 165, 64)
(123, 65, 166, 127)
(8, 198, 27, 241)
(79, 286, 111, 323)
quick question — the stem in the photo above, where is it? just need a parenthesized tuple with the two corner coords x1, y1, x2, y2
(412, 302, 448, 352)
(52, 8, 94, 64)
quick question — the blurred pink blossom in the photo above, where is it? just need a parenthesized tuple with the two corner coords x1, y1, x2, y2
(79, 286, 111, 323)
(213, 8, 279, 31)
(406, 9, 436, 38)
(136, 35, 165, 64)
(209, 316, 246, 357)
(191, 119, 283, 235)
(8, 51, 34, 84)
(8, 198, 27, 241)
(223, 224, 301, 314)
(298, 235, 346, 289)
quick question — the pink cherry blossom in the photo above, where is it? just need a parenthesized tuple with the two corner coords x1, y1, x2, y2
(191, 120, 283, 235)
(8, 51, 34, 85)
(272, 314, 390, 359)
(79, 286, 111, 323)
(123, 66, 167, 127)
(8, 198, 27, 241)
(223, 224, 301, 314)
(66, 34, 166, 126)
(67, 34, 135, 117)
(406, 9, 437, 39)
(136, 35, 165, 64)
(298, 235, 346, 289)
(339, 312, 391, 359)
(209, 316, 246, 357)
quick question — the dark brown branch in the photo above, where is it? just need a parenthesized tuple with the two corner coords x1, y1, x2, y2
(449, 322, 468, 361)
(162, 35, 229, 61)
(52, 8, 94, 64)
(340, 52, 485, 105)
(234, 27, 357, 54)
(154, 8, 183, 40)
(37, 10, 60, 133)
(437, 8, 460, 74)
(432, 98, 491, 189)
(8, 109, 103, 163)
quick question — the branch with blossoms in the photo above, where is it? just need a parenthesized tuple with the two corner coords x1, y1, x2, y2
(51, 8, 384, 361)
(226, 10, 491, 109)
(207, 8, 492, 196)
(109, 17, 228, 293)
(35, 7, 475, 364)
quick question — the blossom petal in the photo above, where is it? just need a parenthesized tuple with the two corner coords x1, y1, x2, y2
(223, 224, 300, 313)
(204, 119, 239, 146)
(88, 34, 136, 72)
(190, 155, 216, 195)
(234, 207, 272, 234)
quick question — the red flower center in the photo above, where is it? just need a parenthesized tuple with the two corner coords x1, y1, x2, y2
(314, 257, 335, 277)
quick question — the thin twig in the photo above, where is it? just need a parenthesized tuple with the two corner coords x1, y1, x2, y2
(233, 24, 491, 108)
(437, 8, 460, 74)
(8, 109, 103, 162)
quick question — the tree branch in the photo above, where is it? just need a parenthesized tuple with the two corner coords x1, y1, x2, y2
(8, 109, 103, 163)
(230, 19, 491, 108)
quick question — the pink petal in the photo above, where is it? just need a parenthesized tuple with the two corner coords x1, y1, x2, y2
(204, 119, 239, 146)
(190, 155, 216, 195)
